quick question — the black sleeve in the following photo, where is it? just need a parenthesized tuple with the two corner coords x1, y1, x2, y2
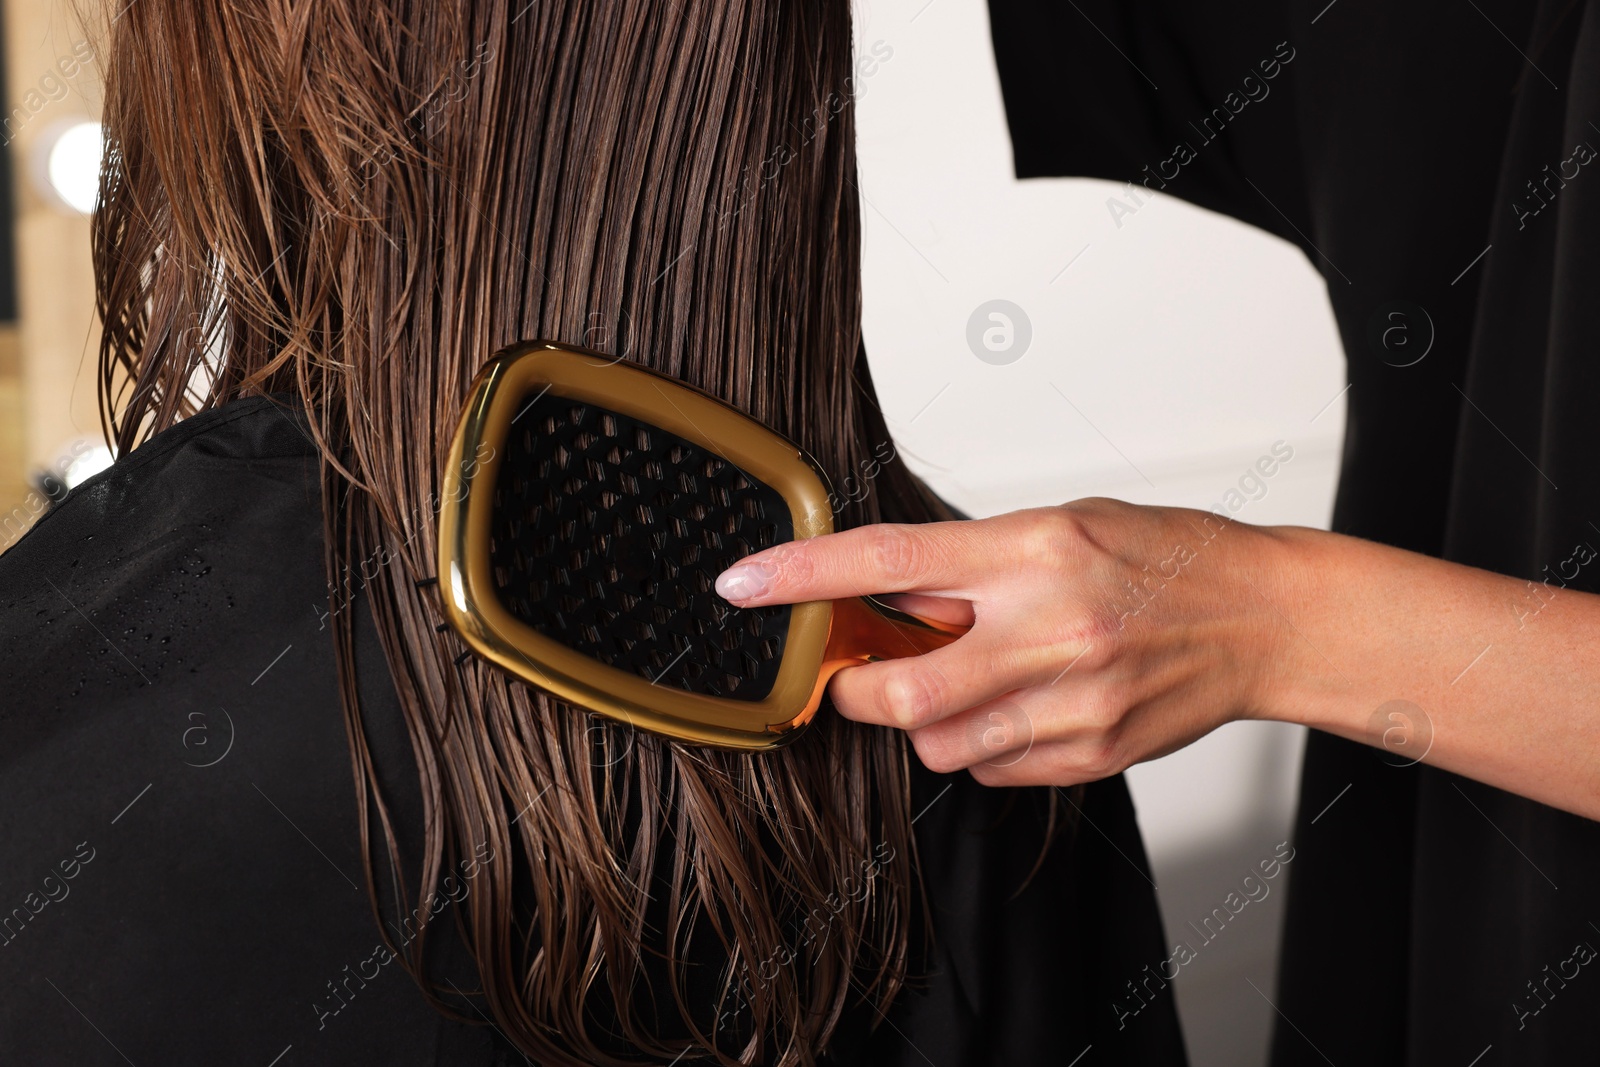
(985, 0, 1309, 248)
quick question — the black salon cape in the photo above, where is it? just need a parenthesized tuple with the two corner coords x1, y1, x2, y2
(987, 0, 1600, 1064)
(0, 396, 1185, 1065)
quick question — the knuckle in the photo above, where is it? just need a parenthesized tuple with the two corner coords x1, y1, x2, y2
(1075, 683, 1124, 733)
(909, 725, 968, 774)
(766, 541, 813, 587)
(1070, 698, 1128, 779)
(868, 525, 927, 583)
(1015, 507, 1081, 570)
(1079, 733, 1126, 780)
(882, 663, 946, 728)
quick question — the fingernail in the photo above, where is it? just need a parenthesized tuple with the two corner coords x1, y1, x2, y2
(715, 563, 771, 602)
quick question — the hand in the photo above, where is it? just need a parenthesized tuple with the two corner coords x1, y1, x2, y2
(713, 500, 1292, 786)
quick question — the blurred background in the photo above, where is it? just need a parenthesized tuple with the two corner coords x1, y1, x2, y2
(0, 2, 1345, 1065)
(0, 3, 110, 550)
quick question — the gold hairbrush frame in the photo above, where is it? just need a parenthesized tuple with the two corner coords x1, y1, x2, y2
(438, 340, 965, 751)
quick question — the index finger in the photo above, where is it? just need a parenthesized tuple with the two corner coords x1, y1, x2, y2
(713, 520, 982, 606)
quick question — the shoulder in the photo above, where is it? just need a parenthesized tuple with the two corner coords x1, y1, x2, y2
(0, 398, 470, 1064)
(4, 395, 320, 566)
(0, 395, 326, 707)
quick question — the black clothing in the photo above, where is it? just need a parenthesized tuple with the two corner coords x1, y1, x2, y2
(987, 0, 1600, 1064)
(0, 397, 1186, 1065)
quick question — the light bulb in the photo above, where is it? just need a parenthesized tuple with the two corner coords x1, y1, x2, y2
(40, 120, 103, 215)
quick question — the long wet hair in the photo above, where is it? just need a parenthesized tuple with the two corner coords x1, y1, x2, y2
(90, 1, 1005, 1062)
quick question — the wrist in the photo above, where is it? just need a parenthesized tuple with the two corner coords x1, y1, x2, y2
(1244, 521, 1409, 740)
(1226, 519, 1357, 730)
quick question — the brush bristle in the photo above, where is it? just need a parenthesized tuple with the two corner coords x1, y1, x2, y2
(488, 395, 794, 699)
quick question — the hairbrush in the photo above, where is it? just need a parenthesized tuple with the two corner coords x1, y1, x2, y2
(436, 340, 968, 751)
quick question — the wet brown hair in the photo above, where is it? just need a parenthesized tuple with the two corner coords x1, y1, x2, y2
(89, 0, 1015, 1062)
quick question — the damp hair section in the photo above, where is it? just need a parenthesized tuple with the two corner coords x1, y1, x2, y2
(87, 1, 1055, 1063)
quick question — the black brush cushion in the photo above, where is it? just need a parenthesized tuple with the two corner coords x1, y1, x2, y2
(488, 392, 794, 701)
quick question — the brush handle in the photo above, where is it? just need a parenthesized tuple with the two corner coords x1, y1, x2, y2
(822, 595, 969, 666)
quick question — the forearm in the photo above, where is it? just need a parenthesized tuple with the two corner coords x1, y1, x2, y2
(1252, 523, 1600, 819)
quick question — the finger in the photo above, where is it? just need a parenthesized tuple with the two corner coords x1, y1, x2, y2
(966, 739, 1125, 789)
(903, 695, 1039, 774)
(828, 630, 1058, 730)
(875, 592, 976, 628)
(714, 521, 987, 606)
